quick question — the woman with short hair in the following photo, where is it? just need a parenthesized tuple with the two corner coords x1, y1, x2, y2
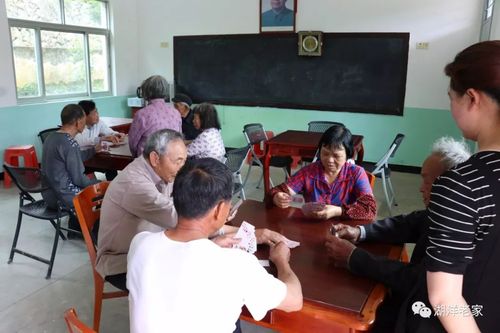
(267, 124, 376, 220)
(128, 75, 182, 157)
(187, 103, 226, 162)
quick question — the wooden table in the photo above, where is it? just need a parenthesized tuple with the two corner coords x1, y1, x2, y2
(234, 200, 402, 333)
(263, 130, 365, 192)
(84, 136, 134, 171)
(100, 116, 132, 134)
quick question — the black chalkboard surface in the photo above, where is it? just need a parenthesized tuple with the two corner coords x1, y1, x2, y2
(174, 33, 409, 115)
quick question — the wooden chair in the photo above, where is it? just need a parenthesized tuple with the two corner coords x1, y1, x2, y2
(64, 308, 96, 333)
(365, 171, 376, 189)
(73, 182, 128, 332)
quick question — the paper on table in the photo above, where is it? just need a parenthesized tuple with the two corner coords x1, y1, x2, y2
(233, 221, 257, 254)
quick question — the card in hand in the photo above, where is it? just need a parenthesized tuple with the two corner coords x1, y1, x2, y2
(283, 237, 300, 249)
(289, 194, 305, 208)
(233, 221, 257, 254)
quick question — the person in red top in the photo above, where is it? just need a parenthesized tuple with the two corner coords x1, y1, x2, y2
(266, 125, 376, 220)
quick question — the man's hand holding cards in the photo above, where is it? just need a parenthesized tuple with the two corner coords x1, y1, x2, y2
(233, 221, 257, 253)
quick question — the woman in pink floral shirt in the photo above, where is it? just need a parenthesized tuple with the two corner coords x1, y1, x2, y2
(266, 125, 376, 220)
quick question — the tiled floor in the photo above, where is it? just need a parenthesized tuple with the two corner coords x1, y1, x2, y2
(0, 165, 423, 332)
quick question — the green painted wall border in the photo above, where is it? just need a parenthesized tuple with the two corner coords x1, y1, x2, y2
(216, 105, 466, 168)
(0, 96, 130, 167)
(1, 97, 466, 170)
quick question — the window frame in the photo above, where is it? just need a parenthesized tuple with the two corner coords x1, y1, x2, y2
(7, 0, 112, 103)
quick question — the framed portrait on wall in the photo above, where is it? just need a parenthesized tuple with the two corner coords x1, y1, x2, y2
(260, 0, 296, 33)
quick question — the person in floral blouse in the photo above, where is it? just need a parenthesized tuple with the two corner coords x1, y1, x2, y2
(266, 125, 376, 220)
(187, 103, 226, 162)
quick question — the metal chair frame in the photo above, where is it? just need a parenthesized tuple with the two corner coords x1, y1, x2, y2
(225, 146, 251, 200)
(242, 123, 290, 189)
(307, 121, 345, 133)
(38, 127, 60, 144)
(3, 163, 71, 279)
(365, 133, 405, 215)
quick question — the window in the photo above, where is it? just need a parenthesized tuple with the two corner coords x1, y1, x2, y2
(6, 0, 111, 101)
(480, 0, 495, 41)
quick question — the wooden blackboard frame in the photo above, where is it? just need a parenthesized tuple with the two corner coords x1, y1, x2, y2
(174, 32, 409, 116)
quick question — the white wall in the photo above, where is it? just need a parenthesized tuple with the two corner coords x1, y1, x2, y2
(109, 0, 141, 95)
(135, 0, 482, 110)
(0, 0, 486, 109)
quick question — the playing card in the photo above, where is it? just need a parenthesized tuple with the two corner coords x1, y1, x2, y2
(283, 237, 300, 249)
(289, 194, 305, 208)
(233, 221, 257, 254)
(301, 202, 326, 215)
(258, 260, 270, 267)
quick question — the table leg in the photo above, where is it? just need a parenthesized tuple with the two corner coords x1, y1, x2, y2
(263, 147, 272, 193)
(355, 143, 365, 164)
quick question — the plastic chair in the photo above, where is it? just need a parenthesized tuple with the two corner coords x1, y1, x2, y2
(363, 133, 405, 216)
(73, 182, 128, 332)
(3, 145, 39, 188)
(3, 163, 70, 279)
(242, 123, 292, 189)
(38, 127, 60, 144)
(225, 146, 250, 200)
(64, 308, 97, 333)
(307, 121, 345, 133)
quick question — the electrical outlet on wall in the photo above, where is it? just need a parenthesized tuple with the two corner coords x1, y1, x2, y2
(416, 42, 429, 50)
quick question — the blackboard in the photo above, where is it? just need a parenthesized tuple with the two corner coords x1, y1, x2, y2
(174, 33, 409, 115)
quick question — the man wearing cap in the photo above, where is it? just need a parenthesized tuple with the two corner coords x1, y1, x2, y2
(172, 93, 201, 141)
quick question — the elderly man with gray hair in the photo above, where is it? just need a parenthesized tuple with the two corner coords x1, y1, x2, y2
(96, 129, 187, 290)
(128, 75, 182, 157)
(97, 129, 289, 291)
(324, 136, 471, 332)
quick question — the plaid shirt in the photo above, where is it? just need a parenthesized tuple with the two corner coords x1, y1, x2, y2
(287, 161, 373, 207)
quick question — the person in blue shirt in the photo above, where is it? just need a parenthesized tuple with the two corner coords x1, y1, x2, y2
(261, 0, 294, 27)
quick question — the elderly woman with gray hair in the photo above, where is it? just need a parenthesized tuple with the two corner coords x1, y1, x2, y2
(128, 75, 182, 157)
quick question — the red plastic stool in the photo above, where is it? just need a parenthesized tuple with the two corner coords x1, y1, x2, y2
(3, 145, 39, 188)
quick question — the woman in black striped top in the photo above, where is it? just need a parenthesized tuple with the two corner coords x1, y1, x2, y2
(419, 41, 500, 332)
